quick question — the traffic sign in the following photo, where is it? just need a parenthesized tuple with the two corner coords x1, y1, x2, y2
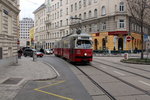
(126, 36, 131, 42)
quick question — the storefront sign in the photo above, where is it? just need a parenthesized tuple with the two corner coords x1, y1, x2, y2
(100, 32, 108, 36)
(108, 31, 128, 35)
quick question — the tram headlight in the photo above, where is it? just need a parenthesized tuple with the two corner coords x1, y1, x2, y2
(84, 53, 87, 56)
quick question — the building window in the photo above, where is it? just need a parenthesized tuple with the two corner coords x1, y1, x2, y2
(66, 8, 68, 15)
(101, 6, 106, 16)
(79, 14, 82, 19)
(84, 12, 86, 19)
(60, 9, 63, 17)
(66, 19, 68, 25)
(88, 10, 92, 18)
(94, 9, 97, 17)
(88, 0, 92, 5)
(60, 20, 63, 27)
(75, 3, 77, 11)
(102, 22, 106, 30)
(71, 4, 73, 12)
(83, 0, 86, 7)
(94, 0, 97, 3)
(60, 0, 62, 6)
(119, 19, 125, 28)
(79, 1, 82, 9)
(119, 2, 125, 12)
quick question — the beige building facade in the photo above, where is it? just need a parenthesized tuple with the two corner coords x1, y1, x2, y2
(69, 0, 150, 52)
(34, 3, 47, 49)
(35, 0, 150, 52)
(0, 0, 20, 67)
(45, 0, 70, 49)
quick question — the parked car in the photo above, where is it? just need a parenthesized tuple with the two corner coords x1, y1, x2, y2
(44, 49, 53, 55)
(23, 48, 34, 57)
(35, 52, 44, 57)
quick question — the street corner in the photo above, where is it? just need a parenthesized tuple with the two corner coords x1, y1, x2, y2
(32, 61, 59, 81)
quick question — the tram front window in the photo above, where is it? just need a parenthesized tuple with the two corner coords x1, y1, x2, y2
(76, 40, 92, 49)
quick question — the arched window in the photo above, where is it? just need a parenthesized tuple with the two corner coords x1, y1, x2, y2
(119, 2, 125, 11)
(79, 14, 82, 19)
(84, 12, 86, 19)
(94, 9, 97, 17)
(88, 10, 92, 18)
(101, 6, 106, 15)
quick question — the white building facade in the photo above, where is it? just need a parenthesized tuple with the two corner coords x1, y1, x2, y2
(0, 0, 20, 67)
(34, 4, 47, 49)
(19, 18, 34, 47)
(44, 0, 70, 49)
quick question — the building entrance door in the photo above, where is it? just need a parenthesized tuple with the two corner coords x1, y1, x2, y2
(94, 39, 98, 50)
(118, 38, 123, 50)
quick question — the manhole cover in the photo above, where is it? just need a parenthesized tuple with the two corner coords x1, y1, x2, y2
(2, 78, 22, 84)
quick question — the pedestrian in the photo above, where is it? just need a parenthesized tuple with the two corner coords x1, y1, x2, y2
(40, 48, 44, 53)
(18, 48, 23, 59)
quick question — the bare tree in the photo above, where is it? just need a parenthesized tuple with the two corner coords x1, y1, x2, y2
(127, 0, 150, 59)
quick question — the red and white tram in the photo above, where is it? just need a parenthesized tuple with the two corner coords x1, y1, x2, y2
(54, 33, 93, 63)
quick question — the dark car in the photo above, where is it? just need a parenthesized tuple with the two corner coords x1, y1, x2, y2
(23, 48, 35, 57)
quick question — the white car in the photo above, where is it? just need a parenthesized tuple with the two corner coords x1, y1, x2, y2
(45, 49, 53, 55)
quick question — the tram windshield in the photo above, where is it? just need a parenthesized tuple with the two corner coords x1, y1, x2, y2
(76, 40, 92, 49)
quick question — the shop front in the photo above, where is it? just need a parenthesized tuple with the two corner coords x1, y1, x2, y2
(92, 31, 130, 52)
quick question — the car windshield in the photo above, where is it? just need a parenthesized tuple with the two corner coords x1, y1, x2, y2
(76, 40, 92, 49)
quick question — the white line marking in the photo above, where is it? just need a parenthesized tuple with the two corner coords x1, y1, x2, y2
(100, 66, 106, 68)
(113, 71, 125, 76)
(139, 80, 150, 87)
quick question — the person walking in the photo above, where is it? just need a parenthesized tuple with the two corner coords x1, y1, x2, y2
(18, 48, 23, 59)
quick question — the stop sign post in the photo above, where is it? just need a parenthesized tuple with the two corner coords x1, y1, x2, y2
(126, 36, 131, 42)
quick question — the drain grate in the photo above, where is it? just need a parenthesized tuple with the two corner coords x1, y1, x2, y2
(2, 78, 22, 85)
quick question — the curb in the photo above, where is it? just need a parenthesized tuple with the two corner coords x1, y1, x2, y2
(120, 59, 150, 65)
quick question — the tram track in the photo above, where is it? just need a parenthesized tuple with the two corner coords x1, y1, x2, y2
(90, 64, 150, 96)
(74, 65, 117, 100)
(93, 60, 150, 80)
(95, 58, 150, 73)
(74, 63, 150, 99)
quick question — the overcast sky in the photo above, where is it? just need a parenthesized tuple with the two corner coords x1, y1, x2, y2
(20, 0, 45, 20)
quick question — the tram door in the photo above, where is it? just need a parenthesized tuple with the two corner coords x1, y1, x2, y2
(118, 38, 123, 50)
(94, 39, 98, 50)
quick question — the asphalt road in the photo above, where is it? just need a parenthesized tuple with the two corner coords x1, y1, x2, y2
(14, 55, 92, 100)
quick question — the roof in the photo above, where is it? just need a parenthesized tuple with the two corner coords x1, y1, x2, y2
(33, 3, 46, 14)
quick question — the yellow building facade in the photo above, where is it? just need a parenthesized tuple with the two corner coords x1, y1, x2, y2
(92, 31, 143, 51)
(29, 27, 35, 48)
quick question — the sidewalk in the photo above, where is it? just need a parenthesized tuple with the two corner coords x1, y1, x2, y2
(0, 56, 57, 100)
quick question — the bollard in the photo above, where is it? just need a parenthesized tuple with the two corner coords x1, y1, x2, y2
(124, 53, 128, 59)
(33, 51, 37, 61)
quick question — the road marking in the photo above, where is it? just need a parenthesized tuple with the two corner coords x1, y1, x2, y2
(113, 71, 125, 76)
(35, 80, 65, 90)
(34, 80, 74, 100)
(35, 89, 73, 100)
(139, 80, 150, 87)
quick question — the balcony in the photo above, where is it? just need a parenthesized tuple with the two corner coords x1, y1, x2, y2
(45, 19, 51, 24)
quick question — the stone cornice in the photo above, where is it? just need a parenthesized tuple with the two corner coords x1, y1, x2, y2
(0, 0, 20, 14)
